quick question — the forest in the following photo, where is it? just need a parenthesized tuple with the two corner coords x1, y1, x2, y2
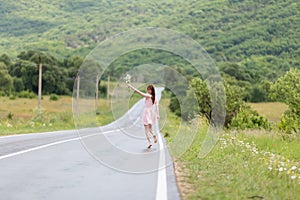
(0, 0, 299, 133)
(0, 0, 299, 94)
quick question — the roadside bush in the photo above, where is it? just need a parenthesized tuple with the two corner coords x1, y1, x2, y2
(230, 106, 270, 130)
(50, 94, 60, 101)
(277, 110, 300, 134)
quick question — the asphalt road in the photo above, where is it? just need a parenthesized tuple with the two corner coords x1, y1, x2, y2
(0, 88, 181, 200)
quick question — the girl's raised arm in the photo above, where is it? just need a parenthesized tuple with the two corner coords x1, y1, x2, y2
(127, 84, 151, 98)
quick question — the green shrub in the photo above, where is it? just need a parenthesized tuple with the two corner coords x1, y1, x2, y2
(7, 112, 14, 120)
(9, 95, 16, 100)
(0, 91, 6, 97)
(50, 94, 59, 101)
(277, 110, 300, 134)
(230, 106, 270, 130)
(99, 85, 107, 98)
(18, 90, 36, 99)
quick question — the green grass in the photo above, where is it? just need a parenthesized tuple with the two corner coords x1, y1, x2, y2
(0, 88, 143, 136)
(0, 95, 115, 136)
(182, 131, 300, 199)
(160, 99, 300, 200)
(0, 79, 146, 135)
(0, 112, 75, 136)
(237, 129, 300, 160)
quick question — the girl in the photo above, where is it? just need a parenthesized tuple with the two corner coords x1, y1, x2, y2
(127, 84, 159, 149)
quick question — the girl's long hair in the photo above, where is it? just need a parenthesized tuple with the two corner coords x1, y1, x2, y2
(147, 84, 155, 104)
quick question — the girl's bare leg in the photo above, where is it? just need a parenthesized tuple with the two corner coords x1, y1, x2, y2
(149, 124, 157, 143)
(144, 125, 152, 148)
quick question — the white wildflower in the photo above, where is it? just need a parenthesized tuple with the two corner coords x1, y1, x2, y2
(270, 153, 275, 158)
(263, 152, 270, 156)
(291, 166, 297, 170)
(268, 166, 272, 171)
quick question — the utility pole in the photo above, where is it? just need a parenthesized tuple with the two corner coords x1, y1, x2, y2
(76, 75, 80, 116)
(95, 75, 99, 111)
(107, 74, 110, 106)
(38, 56, 42, 115)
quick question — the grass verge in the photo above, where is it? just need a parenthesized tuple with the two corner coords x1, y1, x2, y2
(160, 99, 300, 199)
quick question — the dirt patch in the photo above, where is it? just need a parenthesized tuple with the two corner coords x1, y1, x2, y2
(174, 161, 194, 200)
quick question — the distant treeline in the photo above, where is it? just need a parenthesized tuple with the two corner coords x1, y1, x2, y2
(1, 49, 298, 104)
(0, 51, 82, 96)
(1, 50, 299, 133)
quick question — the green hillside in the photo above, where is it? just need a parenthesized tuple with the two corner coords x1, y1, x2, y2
(1, 0, 299, 61)
(0, 0, 299, 101)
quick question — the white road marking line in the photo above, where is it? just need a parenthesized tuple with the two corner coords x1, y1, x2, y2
(0, 128, 125, 161)
(0, 137, 80, 160)
(0, 130, 75, 139)
(155, 130, 168, 200)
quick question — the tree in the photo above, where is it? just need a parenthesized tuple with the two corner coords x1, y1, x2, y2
(42, 65, 70, 95)
(0, 62, 13, 93)
(10, 51, 71, 95)
(189, 78, 211, 119)
(64, 55, 83, 69)
(250, 85, 267, 102)
(270, 69, 300, 133)
(10, 60, 38, 92)
(17, 50, 59, 66)
(219, 62, 252, 82)
(169, 77, 245, 127)
(13, 77, 25, 92)
(0, 54, 12, 67)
